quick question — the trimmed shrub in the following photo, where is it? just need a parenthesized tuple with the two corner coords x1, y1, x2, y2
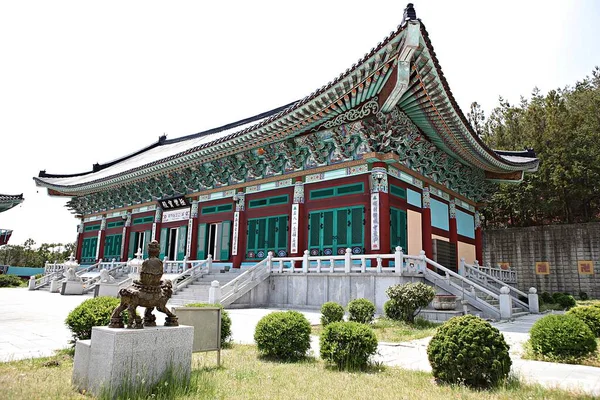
(385, 282, 435, 323)
(566, 306, 600, 337)
(552, 292, 565, 303)
(254, 311, 311, 361)
(530, 314, 597, 359)
(320, 321, 378, 370)
(540, 291, 553, 304)
(579, 291, 589, 301)
(65, 297, 125, 341)
(347, 298, 375, 324)
(427, 315, 511, 388)
(0, 274, 23, 287)
(557, 294, 576, 310)
(320, 302, 344, 326)
(185, 303, 232, 345)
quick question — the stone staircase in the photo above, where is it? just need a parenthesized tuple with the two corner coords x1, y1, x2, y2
(168, 270, 243, 306)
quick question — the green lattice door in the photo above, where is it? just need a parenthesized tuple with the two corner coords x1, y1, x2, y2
(103, 234, 122, 261)
(390, 207, 407, 252)
(308, 207, 364, 256)
(246, 215, 288, 258)
(81, 237, 98, 264)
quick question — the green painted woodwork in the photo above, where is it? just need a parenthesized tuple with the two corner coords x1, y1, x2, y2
(308, 206, 364, 255)
(197, 223, 207, 259)
(128, 232, 136, 259)
(390, 207, 407, 252)
(201, 203, 233, 215)
(176, 225, 188, 260)
(81, 237, 98, 264)
(309, 183, 364, 200)
(133, 216, 154, 225)
(248, 195, 289, 209)
(103, 234, 122, 261)
(84, 224, 101, 232)
(159, 228, 168, 259)
(128, 230, 151, 259)
(390, 185, 407, 199)
(107, 221, 125, 229)
(220, 220, 231, 260)
(246, 215, 288, 258)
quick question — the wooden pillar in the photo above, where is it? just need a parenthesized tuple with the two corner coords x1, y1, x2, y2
(151, 207, 162, 241)
(121, 212, 132, 261)
(290, 179, 305, 257)
(231, 192, 246, 269)
(475, 210, 483, 264)
(421, 186, 433, 258)
(75, 221, 84, 262)
(369, 164, 390, 255)
(449, 199, 458, 269)
(187, 200, 199, 260)
(96, 216, 107, 262)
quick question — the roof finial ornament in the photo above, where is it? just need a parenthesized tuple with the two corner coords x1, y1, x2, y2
(403, 3, 417, 24)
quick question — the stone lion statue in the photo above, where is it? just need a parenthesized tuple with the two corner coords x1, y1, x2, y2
(99, 269, 115, 283)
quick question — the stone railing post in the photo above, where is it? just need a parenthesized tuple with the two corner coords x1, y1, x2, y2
(499, 286, 512, 320)
(458, 257, 465, 277)
(206, 254, 213, 272)
(208, 280, 221, 304)
(28, 276, 36, 290)
(528, 287, 539, 314)
(418, 250, 426, 274)
(302, 250, 309, 273)
(394, 246, 403, 275)
(344, 248, 351, 273)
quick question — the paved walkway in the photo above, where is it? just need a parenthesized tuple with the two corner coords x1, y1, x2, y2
(1, 288, 599, 396)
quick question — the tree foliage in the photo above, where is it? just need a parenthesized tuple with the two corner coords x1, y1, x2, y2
(481, 67, 600, 227)
(0, 239, 75, 267)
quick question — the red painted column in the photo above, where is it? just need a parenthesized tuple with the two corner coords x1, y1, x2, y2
(152, 208, 162, 241)
(188, 200, 199, 260)
(121, 212, 132, 261)
(290, 179, 305, 257)
(370, 163, 390, 255)
(475, 210, 483, 264)
(449, 199, 458, 270)
(96, 216, 106, 262)
(231, 192, 247, 269)
(75, 221, 84, 262)
(421, 186, 433, 258)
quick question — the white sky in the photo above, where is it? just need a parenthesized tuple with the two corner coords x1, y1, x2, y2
(1, 0, 599, 246)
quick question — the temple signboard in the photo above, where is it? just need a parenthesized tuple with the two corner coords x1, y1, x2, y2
(578, 260, 594, 275)
(162, 208, 190, 223)
(535, 262, 550, 275)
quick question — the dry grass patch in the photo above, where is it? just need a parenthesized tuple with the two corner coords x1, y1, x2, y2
(312, 317, 439, 343)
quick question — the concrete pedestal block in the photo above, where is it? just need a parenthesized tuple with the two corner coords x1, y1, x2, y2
(49, 279, 61, 293)
(96, 283, 121, 298)
(62, 281, 84, 295)
(73, 326, 193, 397)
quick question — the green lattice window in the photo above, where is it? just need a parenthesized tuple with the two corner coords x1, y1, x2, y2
(308, 207, 364, 256)
(103, 234, 122, 261)
(107, 221, 125, 229)
(246, 215, 288, 258)
(84, 224, 101, 232)
(248, 195, 289, 209)
(133, 216, 154, 225)
(201, 203, 233, 215)
(390, 185, 407, 199)
(390, 207, 407, 252)
(309, 183, 364, 200)
(81, 237, 98, 264)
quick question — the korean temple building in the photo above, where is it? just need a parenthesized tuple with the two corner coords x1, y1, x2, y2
(34, 5, 538, 270)
(0, 194, 24, 246)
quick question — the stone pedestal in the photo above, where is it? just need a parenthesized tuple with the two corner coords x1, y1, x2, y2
(96, 283, 121, 298)
(61, 281, 84, 295)
(73, 326, 193, 397)
(50, 279, 60, 293)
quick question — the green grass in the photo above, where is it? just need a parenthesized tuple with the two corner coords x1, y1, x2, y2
(312, 317, 440, 343)
(0, 345, 595, 399)
(521, 339, 600, 368)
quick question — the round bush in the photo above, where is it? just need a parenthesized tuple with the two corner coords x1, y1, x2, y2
(385, 282, 435, 323)
(540, 291, 553, 304)
(0, 274, 24, 287)
(427, 315, 511, 388)
(186, 303, 232, 344)
(530, 314, 597, 359)
(566, 306, 600, 337)
(347, 298, 376, 324)
(552, 292, 565, 303)
(320, 302, 344, 326)
(557, 294, 576, 310)
(65, 297, 125, 341)
(579, 291, 589, 301)
(320, 321, 378, 370)
(383, 299, 403, 320)
(254, 311, 311, 361)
